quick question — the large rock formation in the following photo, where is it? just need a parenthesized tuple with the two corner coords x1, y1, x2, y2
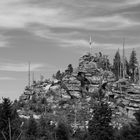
(18, 52, 140, 129)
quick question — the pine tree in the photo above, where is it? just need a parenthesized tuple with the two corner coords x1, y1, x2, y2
(113, 50, 121, 80)
(125, 58, 130, 77)
(129, 49, 138, 82)
(88, 102, 114, 140)
(0, 98, 21, 140)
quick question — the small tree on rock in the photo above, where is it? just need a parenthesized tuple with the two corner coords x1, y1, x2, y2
(65, 64, 73, 75)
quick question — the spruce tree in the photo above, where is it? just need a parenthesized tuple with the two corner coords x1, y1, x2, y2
(88, 102, 114, 140)
(129, 49, 138, 82)
(0, 98, 21, 140)
(113, 50, 121, 80)
(125, 58, 130, 77)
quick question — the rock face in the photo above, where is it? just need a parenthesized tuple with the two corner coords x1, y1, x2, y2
(19, 52, 140, 129)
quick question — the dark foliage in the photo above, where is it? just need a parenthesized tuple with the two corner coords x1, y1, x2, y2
(88, 102, 114, 140)
(53, 70, 65, 80)
(38, 116, 54, 140)
(113, 50, 121, 80)
(0, 98, 22, 140)
(116, 110, 140, 140)
(65, 64, 73, 75)
(56, 121, 70, 140)
(129, 49, 138, 82)
(25, 116, 38, 139)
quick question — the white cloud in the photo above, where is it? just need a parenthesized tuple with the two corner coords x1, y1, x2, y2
(0, 0, 63, 28)
(33, 29, 89, 47)
(36, 14, 139, 31)
(0, 0, 139, 31)
(33, 28, 140, 50)
(125, 0, 140, 5)
(33, 29, 78, 40)
(67, 15, 140, 31)
(0, 0, 139, 51)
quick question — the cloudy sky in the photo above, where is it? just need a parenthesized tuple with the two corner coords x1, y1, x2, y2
(0, 0, 140, 100)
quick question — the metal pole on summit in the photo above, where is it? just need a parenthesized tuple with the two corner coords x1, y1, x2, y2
(138, 63, 140, 85)
(122, 38, 125, 79)
(28, 61, 30, 87)
(32, 71, 34, 83)
(89, 35, 93, 54)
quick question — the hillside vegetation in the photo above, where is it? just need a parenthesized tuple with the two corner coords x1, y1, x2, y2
(1, 50, 140, 140)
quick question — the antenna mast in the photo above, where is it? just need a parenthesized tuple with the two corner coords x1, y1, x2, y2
(138, 63, 140, 85)
(28, 61, 31, 87)
(139, 65, 140, 85)
(32, 72, 34, 83)
(89, 35, 92, 54)
(123, 38, 125, 79)
(117, 48, 121, 79)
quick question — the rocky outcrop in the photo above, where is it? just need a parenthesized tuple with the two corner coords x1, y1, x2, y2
(19, 52, 140, 129)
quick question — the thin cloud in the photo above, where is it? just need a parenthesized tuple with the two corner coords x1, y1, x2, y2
(0, 0, 140, 51)
(33, 29, 79, 41)
(0, 0, 139, 31)
(33, 27, 140, 50)
(75, 15, 139, 31)
(125, 0, 140, 5)
(0, 0, 63, 28)
(31, 14, 139, 31)
(33, 29, 88, 47)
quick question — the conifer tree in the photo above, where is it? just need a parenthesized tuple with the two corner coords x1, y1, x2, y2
(65, 64, 73, 75)
(113, 50, 121, 80)
(88, 102, 114, 140)
(125, 58, 130, 77)
(129, 49, 138, 82)
(0, 98, 21, 140)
